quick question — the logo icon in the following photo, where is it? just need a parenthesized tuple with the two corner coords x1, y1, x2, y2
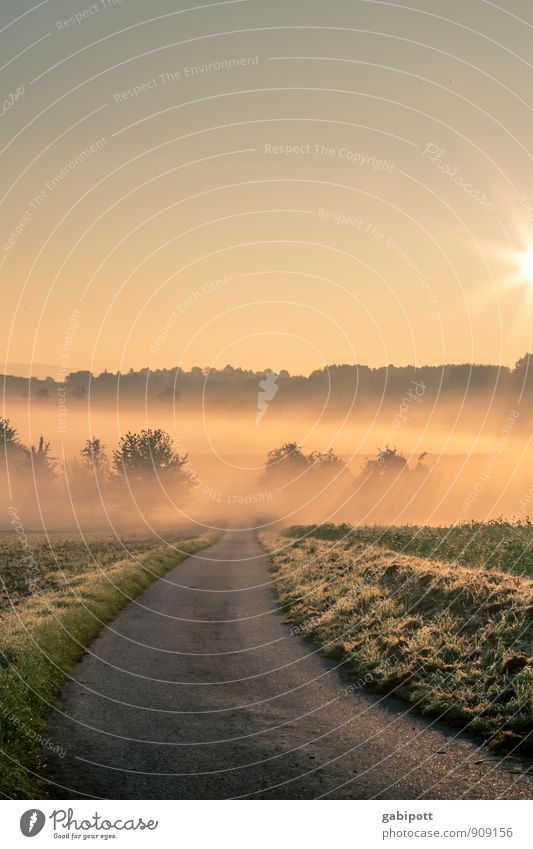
(20, 810, 46, 837)
(256, 370, 279, 424)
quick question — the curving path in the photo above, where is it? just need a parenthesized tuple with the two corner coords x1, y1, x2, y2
(44, 529, 533, 799)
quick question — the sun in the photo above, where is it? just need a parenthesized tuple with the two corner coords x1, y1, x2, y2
(520, 248, 533, 282)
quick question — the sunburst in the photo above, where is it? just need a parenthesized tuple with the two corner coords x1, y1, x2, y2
(520, 248, 533, 283)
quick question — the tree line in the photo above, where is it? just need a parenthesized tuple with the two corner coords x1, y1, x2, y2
(0, 419, 189, 485)
(2, 355, 532, 410)
(0, 417, 433, 525)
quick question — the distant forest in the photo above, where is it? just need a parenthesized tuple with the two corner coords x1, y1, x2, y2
(1, 355, 532, 414)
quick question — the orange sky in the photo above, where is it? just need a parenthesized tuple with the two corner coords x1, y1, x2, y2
(2, 0, 533, 377)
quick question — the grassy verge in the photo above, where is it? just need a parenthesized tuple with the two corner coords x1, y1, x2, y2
(283, 520, 533, 578)
(261, 530, 533, 754)
(0, 533, 215, 798)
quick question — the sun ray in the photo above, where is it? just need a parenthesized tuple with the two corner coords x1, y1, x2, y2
(521, 248, 533, 282)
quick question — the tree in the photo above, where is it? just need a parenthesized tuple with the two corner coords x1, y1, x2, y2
(72, 384, 87, 400)
(308, 448, 344, 467)
(80, 437, 108, 475)
(112, 428, 188, 482)
(360, 446, 407, 479)
(266, 443, 346, 474)
(266, 442, 307, 469)
(0, 418, 19, 447)
(31, 435, 56, 482)
(349, 446, 434, 524)
(262, 443, 352, 520)
(0, 418, 31, 472)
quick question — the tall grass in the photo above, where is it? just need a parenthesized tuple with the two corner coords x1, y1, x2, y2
(262, 529, 533, 753)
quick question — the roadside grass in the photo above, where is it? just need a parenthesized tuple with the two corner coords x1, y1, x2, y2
(261, 530, 533, 754)
(0, 531, 204, 610)
(283, 520, 533, 578)
(0, 532, 215, 798)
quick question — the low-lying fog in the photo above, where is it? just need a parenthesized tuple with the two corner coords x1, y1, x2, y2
(1, 398, 531, 531)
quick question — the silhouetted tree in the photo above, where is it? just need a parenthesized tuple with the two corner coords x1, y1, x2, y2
(112, 428, 187, 482)
(266, 442, 307, 469)
(31, 435, 56, 482)
(266, 443, 345, 472)
(350, 446, 433, 524)
(0, 418, 31, 472)
(308, 448, 344, 466)
(80, 437, 108, 475)
(0, 418, 19, 447)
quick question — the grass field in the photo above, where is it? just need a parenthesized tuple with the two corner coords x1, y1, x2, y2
(0, 529, 215, 798)
(261, 525, 533, 754)
(283, 520, 533, 578)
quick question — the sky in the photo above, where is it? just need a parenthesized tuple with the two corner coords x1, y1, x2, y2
(2, 0, 533, 377)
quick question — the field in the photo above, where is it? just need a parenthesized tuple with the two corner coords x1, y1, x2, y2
(0, 531, 205, 610)
(0, 529, 215, 798)
(283, 520, 533, 578)
(261, 523, 533, 754)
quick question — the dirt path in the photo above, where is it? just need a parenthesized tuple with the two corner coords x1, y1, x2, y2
(44, 529, 532, 799)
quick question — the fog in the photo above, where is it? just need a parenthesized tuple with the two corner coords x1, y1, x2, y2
(1, 394, 531, 532)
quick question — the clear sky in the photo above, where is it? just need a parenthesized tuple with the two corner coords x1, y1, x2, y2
(2, 0, 533, 376)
